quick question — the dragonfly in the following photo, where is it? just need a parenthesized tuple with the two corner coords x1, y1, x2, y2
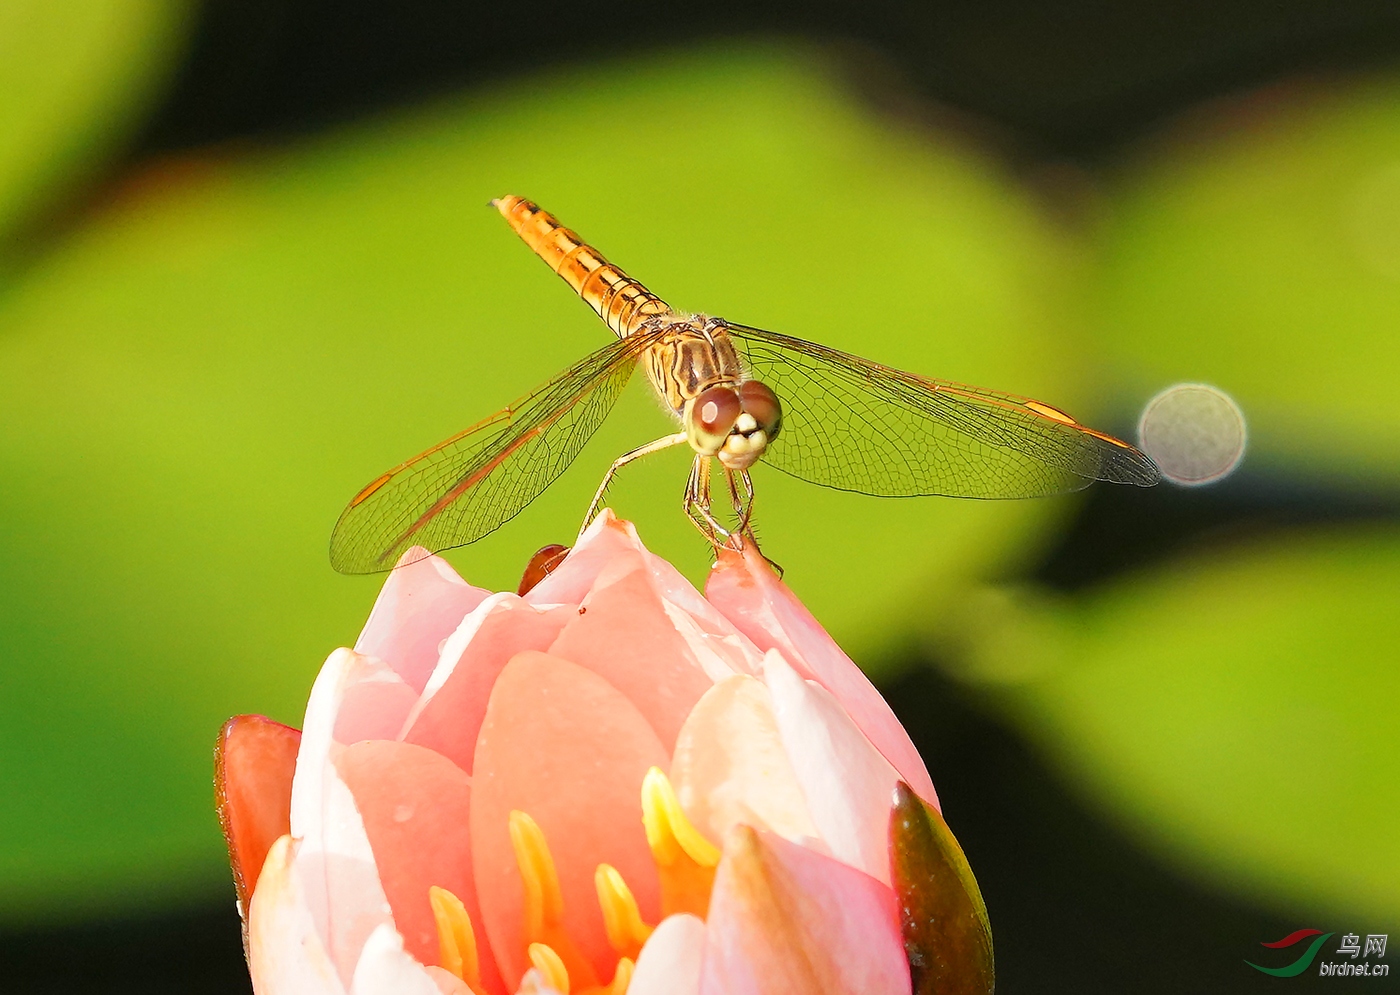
(329, 195, 1159, 574)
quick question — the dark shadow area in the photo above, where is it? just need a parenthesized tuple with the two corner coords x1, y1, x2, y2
(883, 663, 1386, 993)
(0, 899, 250, 995)
(136, 0, 1400, 161)
(1032, 468, 1400, 592)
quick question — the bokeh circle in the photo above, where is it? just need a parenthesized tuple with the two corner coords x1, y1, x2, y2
(1137, 383, 1247, 485)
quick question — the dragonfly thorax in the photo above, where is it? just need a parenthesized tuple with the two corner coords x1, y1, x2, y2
(642, 315, 746, 410)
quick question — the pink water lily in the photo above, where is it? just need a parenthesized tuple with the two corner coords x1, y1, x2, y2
(217, 512, 989, 995)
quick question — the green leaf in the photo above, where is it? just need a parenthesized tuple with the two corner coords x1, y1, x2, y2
(950, 526, 1400, 924)
(889, 782, 995, 995)
(0, 45, 1092, 918)
(1097, 77, 1400, 481)
(0, 0, 191, 247)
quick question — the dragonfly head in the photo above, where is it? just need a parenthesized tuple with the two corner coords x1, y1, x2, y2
(685, 380, 783, 469)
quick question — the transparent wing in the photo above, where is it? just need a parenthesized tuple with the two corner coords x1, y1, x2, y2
(330, 328, 665, 574)
(726, 323, 1160, 498)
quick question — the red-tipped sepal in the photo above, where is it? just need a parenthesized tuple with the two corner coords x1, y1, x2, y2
(215, 714, 301, 915)
(889, 781, 994, 994)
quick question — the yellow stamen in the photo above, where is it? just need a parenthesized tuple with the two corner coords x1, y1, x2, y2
(428, 885, 480, 987)
(640, 767, 720, 918)
(510, 810, 565, 938)
(577, 957, 634, 995)
(595, 864, 653, 959)
(606, 957, 634, 994)
(641, 768, 720, 866)
(528, 942, 570, 993)
(509, 810, 600, 990)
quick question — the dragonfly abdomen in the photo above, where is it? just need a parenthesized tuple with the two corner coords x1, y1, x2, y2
(493, 195, 671, 338)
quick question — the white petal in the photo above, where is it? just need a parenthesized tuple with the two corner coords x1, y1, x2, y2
(247, 835, 346, 995)
(629, 913, 706, 995)
(672, 676, 819, 846)
(292, 647, 361, 838)
(762, 650, 901, 884)
(349, 923, 441, 995)
(644, 553, 766, 675)
(294, 766, 397, 983)
(706, 555, 938, 805)
(289, 648, 407, 981)
(515, 968, 568, 994)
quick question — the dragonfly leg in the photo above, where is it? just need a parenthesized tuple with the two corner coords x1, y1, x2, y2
(684, 456, 736, 548)
(580, 432, 688, 540)
(724, 468, 758, 539)
(725, 468, 784, 576)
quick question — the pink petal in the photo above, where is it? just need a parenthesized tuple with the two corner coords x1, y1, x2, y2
(216, 714, 301, 914)
(356, 547, 491, 692)
(762, 651, 901, 885)
(527, 513, 762, 677)
(336, 740, 504, 995)
(657, 597, 765, 682)
(629, 914, 706, 995)
(598, 541, 764, 682)
(334, 656, 422, 745)
(701, 828, 910, 995)
(424, 967, 473, 995)
(706, 548, 938, 807)
(521, 511, 641, 606)
(350, 923, 442, 995)
(470, 651, 668, 989)
(638, 553, 764, 667)
(401, 595, 575, 774)
(548, 557, 718, 750)
(248, 835, 346, 995)
(670, 676, 817, 847)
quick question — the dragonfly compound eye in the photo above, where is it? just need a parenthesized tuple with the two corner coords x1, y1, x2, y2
(738, 380, 782, 440)
(716, 380, 782, 470)
(687, 385, 742, 455)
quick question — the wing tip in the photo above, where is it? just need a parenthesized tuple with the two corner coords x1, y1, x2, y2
(328, 506, 405, 576)
(329, 539, 429, 576)
(1102, 447, 1162, 487)
(327, 541, 388, 576)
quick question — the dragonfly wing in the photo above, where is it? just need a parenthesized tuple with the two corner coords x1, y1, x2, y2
(330, 328, 664, 574)
(726, 323, 1160, 499)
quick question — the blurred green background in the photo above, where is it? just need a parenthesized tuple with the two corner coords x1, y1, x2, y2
(1, 2, 1397, 992)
